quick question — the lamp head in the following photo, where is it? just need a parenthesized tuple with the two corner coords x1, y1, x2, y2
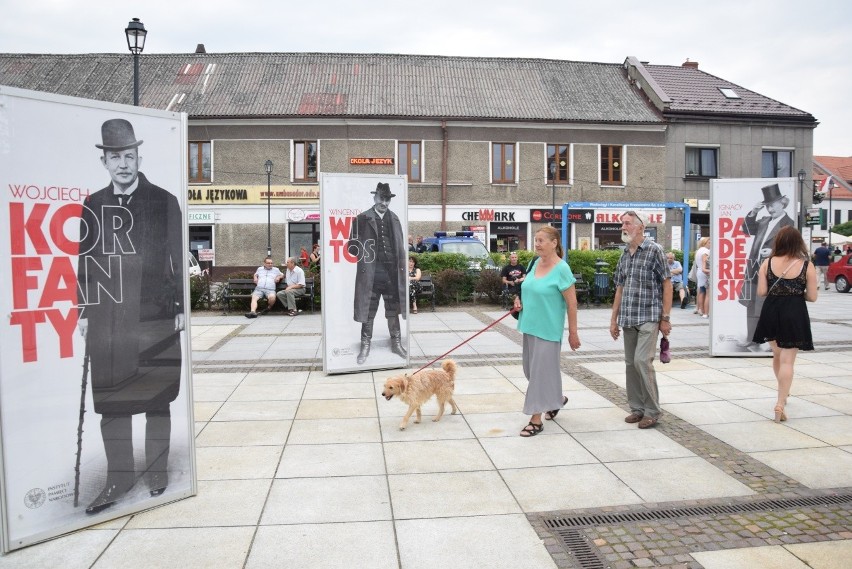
(125, 18, 147, 55)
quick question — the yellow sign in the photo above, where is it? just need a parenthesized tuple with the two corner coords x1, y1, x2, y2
(187, 185, 320, 204)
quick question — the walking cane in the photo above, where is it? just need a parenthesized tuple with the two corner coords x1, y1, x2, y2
(73, 341, 89, 508)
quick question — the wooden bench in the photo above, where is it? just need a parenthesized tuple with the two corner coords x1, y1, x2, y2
(415, 272, 436, 312)
(222, 278, 256, 314)
(222, 277, 316, 314)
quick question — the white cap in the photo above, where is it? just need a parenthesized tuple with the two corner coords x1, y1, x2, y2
(625, 210, 649, 227)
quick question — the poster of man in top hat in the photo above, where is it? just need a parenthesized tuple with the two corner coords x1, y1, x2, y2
(319, 174, 409, 374)
(708, 178, 796, 355)
(0, 87, 195, 551)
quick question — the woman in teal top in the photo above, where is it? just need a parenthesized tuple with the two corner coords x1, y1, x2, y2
(514, 226, 581, 437)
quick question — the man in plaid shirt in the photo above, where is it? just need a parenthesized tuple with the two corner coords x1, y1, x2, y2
(609, 211, 672, 429)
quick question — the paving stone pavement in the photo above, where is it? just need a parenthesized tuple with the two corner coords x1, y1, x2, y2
(2, 292, 850, 568)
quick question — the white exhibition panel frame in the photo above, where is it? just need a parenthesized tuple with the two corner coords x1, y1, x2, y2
(0, 86, 196, 551)
(709, 177, 796, 356)
(320, 173, 410, 374)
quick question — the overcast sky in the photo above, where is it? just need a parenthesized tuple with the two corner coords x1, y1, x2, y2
(1, 0, 849, 156)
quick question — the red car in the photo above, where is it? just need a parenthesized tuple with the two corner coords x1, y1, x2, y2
(827, 253, 852, 293)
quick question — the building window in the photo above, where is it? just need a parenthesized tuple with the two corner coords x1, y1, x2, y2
(601, 145, 622, 185)
(492, 143, 515, 184)
(189, 141, 211, 183)
(685, 147, 718, 178)
(399, 141, 421, 182)
(294, 141, 318, 182)
(547, 144, 570, 183)
(761, 150, 792, 178)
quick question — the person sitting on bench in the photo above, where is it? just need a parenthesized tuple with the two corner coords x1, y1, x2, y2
(247, 257, 282, 318)
(276, 257, 307, 316)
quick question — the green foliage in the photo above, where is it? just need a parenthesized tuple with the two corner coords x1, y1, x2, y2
(433, 268, 474, 304)
(474, 268, 504, 302)
(410, 252, 470, 273)
(831, 220, 852, 236)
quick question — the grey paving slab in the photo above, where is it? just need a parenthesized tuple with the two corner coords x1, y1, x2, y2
(247, 522, 398, 569)
(573, 429, 695, 463)
(801, 392, 852, 414)
(396, 515, 557, 569)
(663, 400, 766, 425)
(384, 439, 494, 474)
(194, 420, 292, 447)
(750, 446, 852, 488)
(194, 445, 282, 480)
(480, 432, 598, 469)
(501, 464, 643, 511)
(388, 471, 520, 518)
(211, 400, 298, 421)
(91, 526, 255, 569)
(0, 529, 118, 569)
(261, 476, 391, 524)
(700, 420, 828, 453)
(785, 415, 852, 445)
(605, 456, 755, 502)
(276, 442, 386, 477)
(691, 544, 811, 569)
(379, 414, 475, 442)
(125, 479, 269, 528)
(287, 417, 382, 444)
(785, 540, 852, 569)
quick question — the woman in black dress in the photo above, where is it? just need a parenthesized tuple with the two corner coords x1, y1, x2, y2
(408, 256, 422, 314)
(752, 226, 818, 422)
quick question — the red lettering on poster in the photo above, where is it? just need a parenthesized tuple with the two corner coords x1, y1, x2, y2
(8, 201, 83, 363)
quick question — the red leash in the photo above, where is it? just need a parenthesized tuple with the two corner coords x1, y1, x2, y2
(410, 308, 518, 375)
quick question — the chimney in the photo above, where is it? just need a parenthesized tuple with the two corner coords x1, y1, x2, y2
(682, 59, 698, 69)
(195, 44, 206, 54)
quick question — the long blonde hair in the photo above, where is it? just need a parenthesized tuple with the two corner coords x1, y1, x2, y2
(698, 236, 710, 249)
(536, 226, 563, 258)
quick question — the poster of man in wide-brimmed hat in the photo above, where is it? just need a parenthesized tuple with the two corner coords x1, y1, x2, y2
(320, 173, 409, 374)
(0, 86, 195, 551)
(709, 178, 796, 355)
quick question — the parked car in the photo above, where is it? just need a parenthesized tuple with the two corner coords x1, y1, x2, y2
(827, 253, 852, 293)
(421, 231, 498, 271)
(188, 253, 202, 277)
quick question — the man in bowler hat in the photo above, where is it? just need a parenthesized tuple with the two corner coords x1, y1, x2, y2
(348, 182, 407, 364)
(77, 118, 184, 514)
(739, 183, 794, 350)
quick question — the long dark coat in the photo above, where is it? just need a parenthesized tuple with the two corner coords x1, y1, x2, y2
(77, 172, 183, 415)
(348, 206, 407, 323)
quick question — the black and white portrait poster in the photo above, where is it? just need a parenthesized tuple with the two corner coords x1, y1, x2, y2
(709, 177, 796, 356)
(0, 86, 196, 551)
(320, 173, 410, 374)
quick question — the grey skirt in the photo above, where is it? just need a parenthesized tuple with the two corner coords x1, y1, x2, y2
(522, 334, 563, 415)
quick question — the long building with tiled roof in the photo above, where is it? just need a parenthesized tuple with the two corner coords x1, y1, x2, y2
(0, 51, 819, 268)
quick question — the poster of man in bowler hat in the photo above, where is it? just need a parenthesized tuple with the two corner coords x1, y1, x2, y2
(77, 118, 186, 514)
(0, 87, 194, 551)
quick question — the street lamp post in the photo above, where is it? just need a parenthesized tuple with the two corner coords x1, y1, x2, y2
(265, 160, 273, 257)
(124, 18, 147, 106)
(550, 161, 557, 227)
(827, 178, 835, 249)
(797, 169, 807, 231)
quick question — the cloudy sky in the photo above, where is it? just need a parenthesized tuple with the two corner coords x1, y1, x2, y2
(1, 0, 849, 156)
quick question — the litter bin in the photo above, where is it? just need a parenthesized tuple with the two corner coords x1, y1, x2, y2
(593, 259, 610, 304)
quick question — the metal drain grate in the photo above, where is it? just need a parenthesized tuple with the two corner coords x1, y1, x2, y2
(544, 493, 852, 529)
(556, 528, 605, 569)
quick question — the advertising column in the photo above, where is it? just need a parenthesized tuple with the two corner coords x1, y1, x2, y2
(0, 87, 196, 551)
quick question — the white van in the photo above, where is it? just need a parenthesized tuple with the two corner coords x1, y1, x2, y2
(188, 253, 201, 276)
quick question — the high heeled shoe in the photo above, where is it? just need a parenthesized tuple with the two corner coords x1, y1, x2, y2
(773, 405, 787, 423)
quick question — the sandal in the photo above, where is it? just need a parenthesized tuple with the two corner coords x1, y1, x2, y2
(545, 396, 568, 420)
(519, 421, 543, 437)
